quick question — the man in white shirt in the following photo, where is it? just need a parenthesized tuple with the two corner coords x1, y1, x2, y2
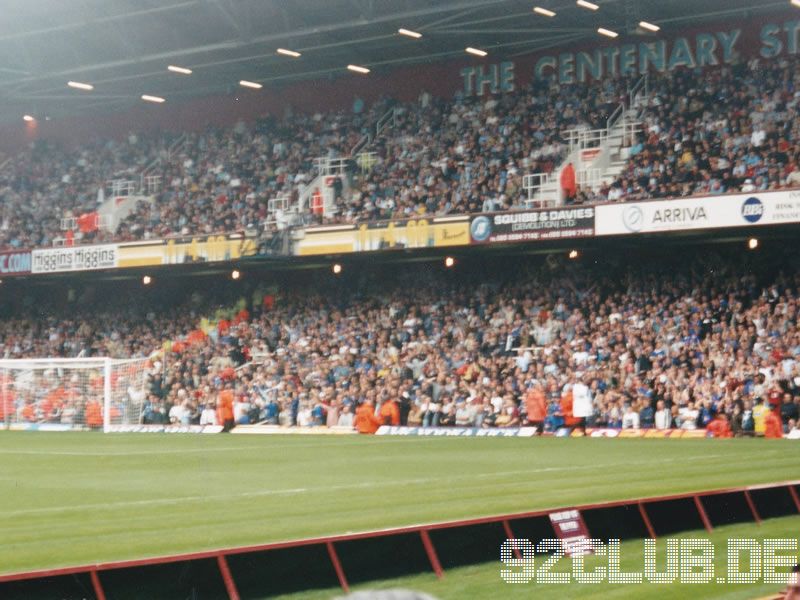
(622, 405, 640, 429)
(654, 400, 671, 429)
(572, 375, 593, 434)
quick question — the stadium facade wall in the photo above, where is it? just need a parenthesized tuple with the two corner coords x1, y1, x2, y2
(1, 481, 797, 599)
(1, 12, 799, 152)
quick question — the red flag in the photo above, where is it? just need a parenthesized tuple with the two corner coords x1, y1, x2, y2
(560, 163, 577, 198)
(77, 212, 99, 233)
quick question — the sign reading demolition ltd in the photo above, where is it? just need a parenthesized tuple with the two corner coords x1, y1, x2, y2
(31, 245, 118, 273)
(0, 251, 32, 276)
(470, 208, 595, 244)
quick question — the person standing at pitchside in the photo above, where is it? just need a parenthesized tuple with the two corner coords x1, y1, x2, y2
(217, 384, 235, 432)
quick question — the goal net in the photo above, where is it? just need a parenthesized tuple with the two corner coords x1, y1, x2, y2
(0, 357, 151, 432)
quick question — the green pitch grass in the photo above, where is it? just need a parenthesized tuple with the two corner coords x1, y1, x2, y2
(276, 516, 800, 600)
(0, 433, 797, 576)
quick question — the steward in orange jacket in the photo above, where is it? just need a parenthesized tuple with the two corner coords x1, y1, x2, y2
(764, 410, 783, 438)
(706, 414, 732, 438)
(378, 399, 400, 426)
(217, 388, 235, 432)
(355, 401, 381, 434)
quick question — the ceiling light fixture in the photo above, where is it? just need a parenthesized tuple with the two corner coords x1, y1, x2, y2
(239, 80, 263, 89)
(465, 47, 488, 57)
(23, 115, 34, 122)
(277, 48, 302, 57)
(141, 94, 166, 103)
(533, 7, 556, 17)
(597, 27, 618, 38)
(167, 65, 192, 75)
(639, 21, 660, 32)
(347, 64, 370, 74)
(577, 0, 599, 10)
(398, 28, 423, 38)
(67, 81, 94, 91)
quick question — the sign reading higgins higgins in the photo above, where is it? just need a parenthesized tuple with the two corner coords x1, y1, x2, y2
(470, 207, 595, 244)
(31, 245, 118, 274)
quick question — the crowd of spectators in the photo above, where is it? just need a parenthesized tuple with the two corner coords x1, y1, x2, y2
(0, 248, 798, 437)
(3, 54, 800, 250)
(595, 56, 800, 204)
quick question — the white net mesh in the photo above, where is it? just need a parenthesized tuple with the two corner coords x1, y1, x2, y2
(0, 357, 151, 431)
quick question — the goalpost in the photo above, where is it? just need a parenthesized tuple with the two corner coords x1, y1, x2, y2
(0, 357, 151, 432)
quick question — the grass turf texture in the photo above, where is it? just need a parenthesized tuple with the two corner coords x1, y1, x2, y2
(273, 516, 800, 600)
(0, 432, 797, 576)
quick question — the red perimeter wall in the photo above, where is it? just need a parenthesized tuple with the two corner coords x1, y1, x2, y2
(0, 480, 797, 599)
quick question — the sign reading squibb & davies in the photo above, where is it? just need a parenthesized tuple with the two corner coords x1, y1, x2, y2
(470, 208, 595, 244)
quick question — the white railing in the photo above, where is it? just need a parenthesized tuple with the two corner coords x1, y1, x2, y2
(142, 175, 161, 195)
(375, 107, 397, 137)
(628, 72, 649, 113)
(577, 168, 602, 189)
(107, 179, 138, 197)
(313, 156, 349, 176)
(350, 133, 371, 158)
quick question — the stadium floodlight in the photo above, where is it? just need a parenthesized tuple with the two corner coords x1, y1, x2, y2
(141, 95, 166, 104)
(167, 65, 192, 75)
(239, 80, 263, 89)
(577, 0, 599, 10)
(398, 28, 422, 38)
(465, 47, 488, 57)
(598, 27, 618, 38)
(639, 21, 660, 32)
(67, 81, 94, 91)
(277, 48, 301, 57)
(332, 263, 343, 274)
(347, 64, 370, 74)
(23, 115, 34, 122)
(533, 7, 556, 17)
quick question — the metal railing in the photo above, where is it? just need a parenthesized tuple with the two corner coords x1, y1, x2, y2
(375, 107, 397, 137)
(628, 72, 649, 112)
(107, 179, 138, 197)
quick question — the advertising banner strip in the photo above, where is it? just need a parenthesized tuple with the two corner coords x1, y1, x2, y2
(375, 426, 538, 437)
(594, 190, 800, 236)
(104, 424, 223, 434)
(295, 217, 470, 256)
(0, 251, 32, 276)
(470, 207, 595, 244)
(31, 245, 119, 274)
(117, 233, 257, 268)
(231, 425, 358, 435)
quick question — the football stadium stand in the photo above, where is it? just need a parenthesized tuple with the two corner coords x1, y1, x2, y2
(1, 245, 798, 438)
(3, 55, 800, 250)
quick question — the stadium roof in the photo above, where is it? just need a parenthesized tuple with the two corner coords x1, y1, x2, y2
(0, 0, 792, 121)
